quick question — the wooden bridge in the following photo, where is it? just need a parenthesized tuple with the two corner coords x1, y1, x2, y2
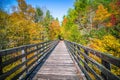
(0, 40, 120, 80)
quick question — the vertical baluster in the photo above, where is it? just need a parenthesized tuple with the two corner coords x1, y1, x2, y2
(48, 41, 50, 50)
(39, 44, 41, 53)
(42, 43, 44, 53)
(68, 42, 71, 52)
(25, 47, 28, 73)
(19, 47, 27, 79)
(71, 42, 73, 53)
(72, 43, 75, 54)
(46, 41, 48, 51)
(74, 44, 77, 57)
(46, 42, 48, 51)
(40, 43, 42, 54)
(49, 41, 51, 50)
(45, 42, 47, 52)
(101, 60, 111, 80)
(84, 49, 89, 71)
(38, 44, 42, 62)
(34, 45, 38, 63)
(44, 42, 46, 52)
(76, 46, 80, 60)
(43, 42, 45, 53)
(73, 43, 75, 54)
(67, 41, 69, 51)
(47, 41, 50, 51)
(0, 55, 3, 75)
(22, 49, 26, 69)
(51, 41, 53, 49)
(52, 41, 54, 48)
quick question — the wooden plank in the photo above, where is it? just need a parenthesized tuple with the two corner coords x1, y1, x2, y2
(34, 41, 85, 80)
(77, 44, 120, 68)
(65, 40, 120, 80)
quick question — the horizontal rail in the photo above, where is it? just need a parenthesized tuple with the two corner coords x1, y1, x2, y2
(0, 40, 59, 80)
(79, 45, 120, 67)
(65, 40, 120, 80)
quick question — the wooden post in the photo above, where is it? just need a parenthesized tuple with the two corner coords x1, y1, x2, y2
(84, 49, 89, 71)
(72, 43, 75, 55)
(47, 41, 50, 51)
(43, 42, 45, 52)
(77, 46, 80, 60)
(84, 50, 89, 62)
(101, 60, 111, 80)
(47, 41, 49, 51)
(41, 43, 43, 53)
(22, 48, 28, 73)
(69, 42, 72, 53)
(74, 44, 76, 55)
(19, 48, 27, 79)
(75, 44, 78, 58)
(0, 55, 3, 75)
(34, 46, 38, 63)
(35, 46, 38, 57)
(45, 42, 47, 52)
(49, 41, 51, 49)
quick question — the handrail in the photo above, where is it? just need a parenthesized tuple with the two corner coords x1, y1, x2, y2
(0, 40, 59, 80)
(65, 40, 120, 80)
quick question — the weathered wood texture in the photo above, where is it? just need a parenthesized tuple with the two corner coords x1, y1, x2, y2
(65, 40, 120, 80)
(0, 40, 58, 80)
(34, 41, 85, 80)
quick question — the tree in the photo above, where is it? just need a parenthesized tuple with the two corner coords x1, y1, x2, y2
(17, 0, 35, 21)
(17, 0, 27, 13)
(0, 10, 9, 49)
(34, 7, 43, 22)
(74, 0, 95, 32)
(109, 0, 120, 26)
(42, 10, 54, 40)
(93, 4, 111, 28)
(49, 19, 60, 40)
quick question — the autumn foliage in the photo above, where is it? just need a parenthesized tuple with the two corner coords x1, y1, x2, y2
(0, 0, 120, 79)
(61, 0, 120, 78)
(0, 0, 60, 79)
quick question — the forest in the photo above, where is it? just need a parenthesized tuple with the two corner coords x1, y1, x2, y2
(0, 0, 61, 50)
(61, 0, 120, 58)
(61, 0, 120, 77)
(0, 0, 120, 79)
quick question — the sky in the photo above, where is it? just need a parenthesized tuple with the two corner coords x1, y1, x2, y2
(0, 0, 75, 22)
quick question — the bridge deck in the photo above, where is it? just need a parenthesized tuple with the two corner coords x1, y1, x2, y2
(33, 41, 85, 80)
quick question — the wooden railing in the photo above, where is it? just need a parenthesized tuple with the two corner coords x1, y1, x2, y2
(65, 40, 120, 80)
(0, 40, 59, 80)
